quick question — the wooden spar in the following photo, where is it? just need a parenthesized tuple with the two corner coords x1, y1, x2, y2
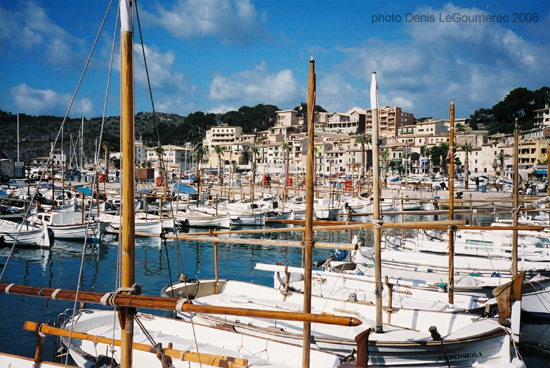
(1, 283, 361, 326)
(371, 71, 383, 333)
(302, 55, 316, 368)
(513, 118, 519, 275)
(448, 100, 455, 305)
(119, 1, 135, 368)
(192, 221, 540, 233)
(23, 321, 249, 368)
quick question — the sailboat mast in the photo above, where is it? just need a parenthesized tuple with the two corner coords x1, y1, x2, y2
(302, 56, 316, 368)
(17, 113, 20, 162)
(119, 1, 136, 367)
(448, 100, 455, 304)
(81, 117, 84, 171)
(370, 71, 383, 333)
(512, 118, 519, 275)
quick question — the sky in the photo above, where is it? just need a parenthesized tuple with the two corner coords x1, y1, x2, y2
(0, 0, 549, 121)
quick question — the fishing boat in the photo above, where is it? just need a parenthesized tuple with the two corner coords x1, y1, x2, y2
(0, 218, 52, 248)
(155, 70, 526, 367)
(160, 277, 524, 366)
(0, 3, 365, 368)
(27, 206, 107, 242)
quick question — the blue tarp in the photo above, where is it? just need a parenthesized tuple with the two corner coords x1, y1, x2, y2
(173, 183, 197, 194)
(536, 169, 548, 175)
(390, 177, 400, 182)
(76, 187, 92, 196)
(0, 189, 9, 197)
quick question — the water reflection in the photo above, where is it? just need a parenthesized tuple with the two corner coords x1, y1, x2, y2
(0, 212, 547, 367)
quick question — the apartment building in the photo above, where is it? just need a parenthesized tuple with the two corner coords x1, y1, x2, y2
(365, 106, 414, 138)
(534, 104, 550, 128)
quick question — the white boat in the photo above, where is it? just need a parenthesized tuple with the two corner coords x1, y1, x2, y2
(257, 262, 550, 318)
(99, 213, 164, 235)
(354, 246, 550, 278)
(62, 309, 341, 368)
(0, 219, 52, 248)
(28, 207, 108, 242)
(179, 211, 232, 228)
(0, 352, 79, 368)
(161, 278, 524, 366)
(397, 229, 549, 259)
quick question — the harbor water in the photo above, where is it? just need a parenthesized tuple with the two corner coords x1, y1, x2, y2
(0, 212, 548, 367)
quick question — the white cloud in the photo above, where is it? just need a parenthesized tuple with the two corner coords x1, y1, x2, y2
(208, 104, 238, 114)
(317, 72, 360, 112)
(0, 2, 85, 68)
(143, 0, 268, 43)
(208, 61, 301, 107)
(334, 3, 550, 118)
(10, 83, 94, 117)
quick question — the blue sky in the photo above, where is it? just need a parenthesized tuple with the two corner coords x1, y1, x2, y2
(1, 0, 549, 121)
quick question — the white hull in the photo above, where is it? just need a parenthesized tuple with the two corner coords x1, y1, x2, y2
(161, 279, 522, 366)
(0, 219, 52, 248)
(62, 309, 340, 368)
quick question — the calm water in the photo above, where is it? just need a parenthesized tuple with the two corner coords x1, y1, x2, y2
(0, 213, 548, 367)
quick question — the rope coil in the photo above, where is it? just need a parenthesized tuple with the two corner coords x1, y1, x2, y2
(100, 284, 141, 306)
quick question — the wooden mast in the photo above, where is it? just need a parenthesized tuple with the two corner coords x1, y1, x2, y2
(370, 71, 383, 333)
(448, 100, 455, 304)
(302, 56, 316, 368)
(512, 118, 519, 275)
(119, 1, 135, 368)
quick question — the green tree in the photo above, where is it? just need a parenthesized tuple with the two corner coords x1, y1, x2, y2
(214, 145, 225, 185)
(461, 143, 473, 189)
(282, 140, 290, 198)
(193, 145, 204, 185)
(380, 147, 390, 185)
(468, 108, 494, 131)
(102, 141, 112, 182)
(355, 134, 369, 182)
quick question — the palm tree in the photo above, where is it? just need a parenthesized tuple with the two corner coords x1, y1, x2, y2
(355, 134, 368, 182)
(154, 146, 165, 188)
(380, 147, 390, 186)
(102, 141, 112, 182)
(497, 150, 506, 182)
(193, 145, 204, 187)
(282, 140, 290, 200)
(214, 145, 224, 185)
(461, 143, 473, 189)
(250, 143, 260, 203)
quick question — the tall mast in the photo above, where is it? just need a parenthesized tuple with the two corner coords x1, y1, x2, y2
(81, 117, 84, 171)
(302, 56, 316, 368)
(17, 113, 20, 162)
(370, 71, 383, 333)
(512, 118, 519, 275)
(119, 1, 135, 367)
(448, 100, 455, 304)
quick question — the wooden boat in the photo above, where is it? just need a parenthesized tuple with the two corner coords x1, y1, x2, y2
(0, 352, 79, 368)
(160, 277, 524, 366)
(0, 219, 52, 248)
(61, 308, 342, 368)
(0, 4, 362, 368)
(28, 206, 107, 242)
